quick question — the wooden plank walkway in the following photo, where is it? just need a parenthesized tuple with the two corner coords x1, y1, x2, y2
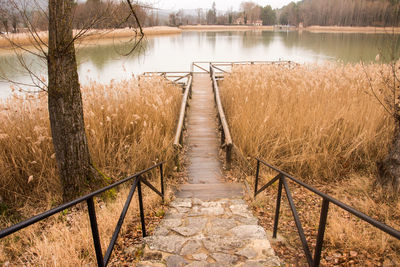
(176, 73, 243, 200)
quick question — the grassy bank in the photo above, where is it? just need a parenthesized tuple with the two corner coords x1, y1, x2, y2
(0, 27, 181, 49)
(0, 76, 181, 264)
(82, 26, 182, 41)
(220, 63, 400, 265)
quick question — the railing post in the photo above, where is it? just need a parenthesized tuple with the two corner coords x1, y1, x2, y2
(226, 144, 232, 170)
(137, 177, 146, 237)
(174, 147, 180, 172)
(87, 197, 104, 267)
(313, 198, 330, 267)
(273, 176, 283, 239)
(189, 75, 193, 99)
(159, 164, 165, 203)
(254, 160, 260, 197)
(179, 130, 183, 145)
(221, 129, 225, 146)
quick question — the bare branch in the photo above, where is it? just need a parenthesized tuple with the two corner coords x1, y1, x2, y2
(362, 62, 394, 117)
(123, 0, 145, 56)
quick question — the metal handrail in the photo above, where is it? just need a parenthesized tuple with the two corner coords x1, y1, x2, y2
(254, 158, 400, 267)
(173, 74, 193, 148)
(0, 162, 166, 267)
(210, 65, 233, 169)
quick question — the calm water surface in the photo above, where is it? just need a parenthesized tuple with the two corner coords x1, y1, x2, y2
(0, 30, 399, 98)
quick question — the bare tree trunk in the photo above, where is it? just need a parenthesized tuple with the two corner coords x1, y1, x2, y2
(378, 120, 400, 195)
(48, 0, 100, 201)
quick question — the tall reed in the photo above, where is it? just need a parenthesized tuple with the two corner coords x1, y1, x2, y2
(0, 76, 180, 215)
(220, 63, 400, 263)
(220, 63, 393, 182)
(0, 76, 180, 265)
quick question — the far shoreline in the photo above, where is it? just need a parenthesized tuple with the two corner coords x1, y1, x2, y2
(1, 24, 399, 52)
(180, 24, 400, 34)
(305, 25, 400, 34)
(0, 26, 182, 50)
(179, 25, 274, 31)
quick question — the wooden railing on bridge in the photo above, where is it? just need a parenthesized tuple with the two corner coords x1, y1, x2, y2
(173, 75, 193, 148)
(141, 71, 191, 88)
(192, 60, 296, 73)
(210, 65, 233, 170)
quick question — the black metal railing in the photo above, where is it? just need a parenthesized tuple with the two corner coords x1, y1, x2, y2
(254, 158, 400, 267)
(0, 162, 165, 267)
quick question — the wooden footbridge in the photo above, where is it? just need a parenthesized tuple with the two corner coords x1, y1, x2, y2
(1, 61, 400, 267)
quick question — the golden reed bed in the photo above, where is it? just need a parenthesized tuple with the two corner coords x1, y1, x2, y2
(0, 76, 180, 265)
(220, 63, 400, 265)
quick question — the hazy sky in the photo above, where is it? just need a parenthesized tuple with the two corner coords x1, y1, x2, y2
(154, 0, 298, 11)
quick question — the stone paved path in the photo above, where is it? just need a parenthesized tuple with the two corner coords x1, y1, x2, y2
(136, 74, 281, 266)
(138, 198, 281, 267)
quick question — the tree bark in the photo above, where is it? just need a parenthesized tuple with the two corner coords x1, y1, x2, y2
(47, 0, 100, 201)
(378, 122, 400, 195)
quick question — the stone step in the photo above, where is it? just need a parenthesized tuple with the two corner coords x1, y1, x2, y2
(136, 198, 282, 267)
(176, 184, 244, 200)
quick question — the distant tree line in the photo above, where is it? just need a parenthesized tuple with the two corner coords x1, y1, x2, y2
(168, 0, 399, 27)
(279, 0, 400, 27)
(1, 0, 398, 33)
(168, 1, 277, 26)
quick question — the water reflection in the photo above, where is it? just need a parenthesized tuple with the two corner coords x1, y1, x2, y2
(1, 30, 399, 98)
(280, 31, 399, 62)
(76, 38, 150, 71)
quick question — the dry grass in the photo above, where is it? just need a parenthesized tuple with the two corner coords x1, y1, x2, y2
(305, 25, 400, 34)
(0, 75, 180, 265)
(80, 27, 181, 42)
(0, 27, 181, 49)
(0, 31, 48, 49)
(115, 26, 181, 36)
(220, 63, 400, 264)
(221, 63, 393, 181)
(0, 75, 180, 213)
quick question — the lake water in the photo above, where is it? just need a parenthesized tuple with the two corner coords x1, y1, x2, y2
(0, 30, 399, 99)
